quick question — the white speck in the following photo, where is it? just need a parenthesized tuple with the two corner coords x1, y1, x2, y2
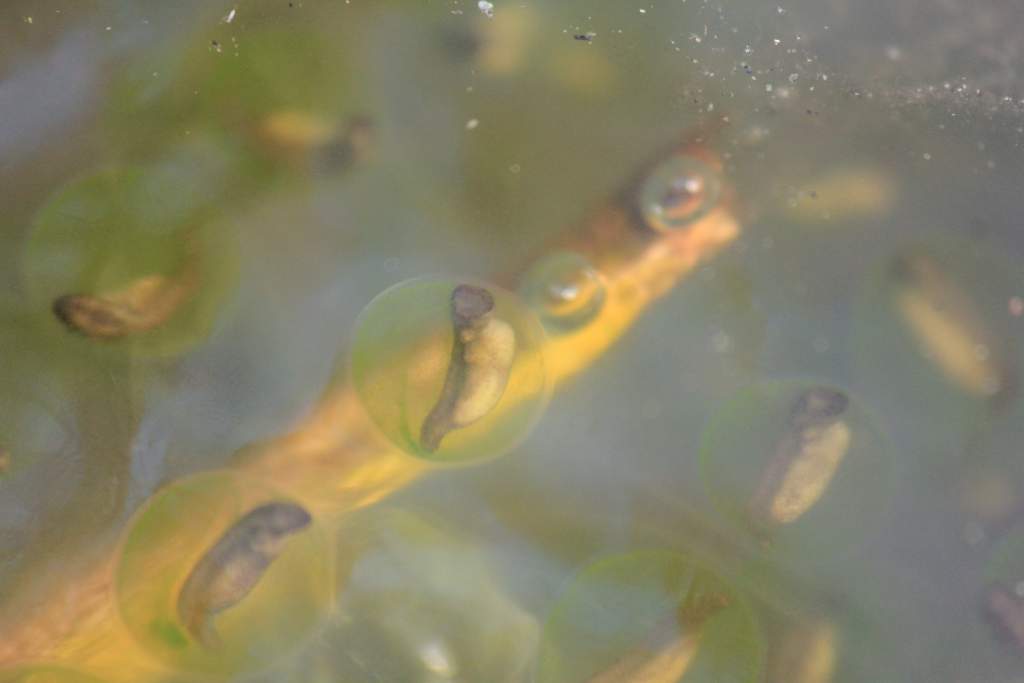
(765, 83, 773, 92)
(788, 73, 799, 83)
(23, 15, 33, 24)
(773, 38, 781, 46)
(105, 25, 112, 31)
(639, 8, 647, 14)
(419, 639, 456, 676)
(477, 0, 494, 18)
(465, 118, 480, 130)
(777, 6, 786, 14)
(711, 331, 733, 353)
(222, 8, 237, 23)
(922, 152, 931, 160)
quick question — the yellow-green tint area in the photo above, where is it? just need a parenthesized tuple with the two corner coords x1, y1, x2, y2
(267, 507, 539, 683)
(107, 7, 355, 171)
(22, 166, 238, 358)
(0, 666, 108, 683)
(114, 471, 331, 675)
(520, 251, 607, 333)
(539, 550, 763, 683)
(852, 238, 1024, 423)
(350, 277, 549, 464)
(699, 380, 896, 563)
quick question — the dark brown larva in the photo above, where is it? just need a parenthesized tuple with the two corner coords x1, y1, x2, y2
(176, 501, 312, 647)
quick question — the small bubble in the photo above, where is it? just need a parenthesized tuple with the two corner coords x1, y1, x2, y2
(638, 155, 722, 232)
(922, 152, 932, 161)
(477, 0, 494, 18)
(509, 163, 521, 174)
(520, 251, 606, 331)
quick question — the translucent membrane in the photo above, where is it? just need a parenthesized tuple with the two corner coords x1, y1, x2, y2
(539, 550, 764, 683)
(0, 666, 108, 683)
(519, 251, 606, 332)
(852, 240, 1022, 420)
(350, 277, 549, 464)
(249, 507, 538, 683)
(115, 471, 331, 675)
(22, 166, 237, 357)
(638, 156, 722, 232)
(699, 379, 896, 562)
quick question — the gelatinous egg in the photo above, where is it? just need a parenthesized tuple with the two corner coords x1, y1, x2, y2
(638, 156, 722, 233)
(22, 166, 237, 357)
(520, 251, 606, 331)
(538, 550, 764, 683)
(350, 277, 549, 464)
(115, 471, 331, 676)
(700, 379, 896, 562)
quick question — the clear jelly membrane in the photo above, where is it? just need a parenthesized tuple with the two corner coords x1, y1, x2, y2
(350, 277, 549, 464)
(115, 471, 331, 676)
(699, 379, 897, 565)
(538, 549, 764, 683)
(22, 166, 237, 358)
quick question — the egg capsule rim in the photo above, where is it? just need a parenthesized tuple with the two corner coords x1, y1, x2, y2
(348, 274, 552, 467)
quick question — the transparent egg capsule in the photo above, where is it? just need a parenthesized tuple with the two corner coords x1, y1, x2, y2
(272, 507, 540, 683)
(22, 166, 238, 358)
(538, 550, 764, 683)
(0, 666, 109, 683)
(700, 379, 897, 563)
(115, 471, 331, 676)
(520, 251, 606, 332)
(350, 277, 549, 464)
(638, 156, 722, 232)
(851, 240, 1023, 436)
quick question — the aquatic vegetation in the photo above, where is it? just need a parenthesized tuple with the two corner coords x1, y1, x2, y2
(351, 278, 548, 463)
(538, 550, 764, 683)
(520, 251, 607, 331)
(115, 472, 330, 675)
(176, 501, 312, 648)
(700, 380, 895, 561)
(748, 387, 851, 528)
(22, 166, 237, 357)
(0, 666, 109, 683)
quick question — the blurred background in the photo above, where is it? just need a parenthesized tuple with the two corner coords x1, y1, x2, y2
(2, 1, 1024, 681)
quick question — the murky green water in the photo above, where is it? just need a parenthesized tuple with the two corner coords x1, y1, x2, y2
(3, 1, 1024, 681)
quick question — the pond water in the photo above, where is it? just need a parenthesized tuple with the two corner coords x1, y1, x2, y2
(2, 1, 1024, 682)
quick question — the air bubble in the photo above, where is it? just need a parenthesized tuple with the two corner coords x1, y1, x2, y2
(638, 156, 722, 232)
(700, 380, 896, 561)
(350, 277, 549, 464)
(115, 471, 331, 675)
(519, 251, 606, 331)
(538, 550, 764, 683)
